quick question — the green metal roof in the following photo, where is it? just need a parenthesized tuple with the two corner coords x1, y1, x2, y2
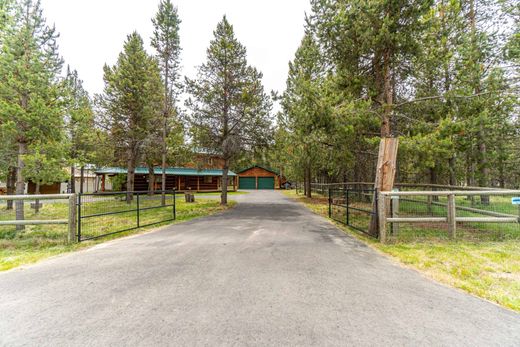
(94, 167, 236, 176)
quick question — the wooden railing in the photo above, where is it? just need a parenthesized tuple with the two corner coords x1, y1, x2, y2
(378, 190, 520, 243)
(0, 194, 76, 242)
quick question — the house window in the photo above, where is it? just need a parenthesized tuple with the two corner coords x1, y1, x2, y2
(204, 176, 212, 183)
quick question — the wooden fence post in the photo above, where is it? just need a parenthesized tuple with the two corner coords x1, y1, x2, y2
(378, 192, 387, 243)
(68, 193, 77, 243)
(447, 193, 456, 238)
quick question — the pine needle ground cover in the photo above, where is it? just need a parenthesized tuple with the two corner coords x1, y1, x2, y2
(0, 198, 235, 272)
(283, 190, 520, 312)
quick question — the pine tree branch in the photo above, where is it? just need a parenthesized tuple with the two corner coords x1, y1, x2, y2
(395, 92, 493, 107)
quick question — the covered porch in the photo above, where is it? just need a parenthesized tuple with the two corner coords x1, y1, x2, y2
(94, 167, 238, 193)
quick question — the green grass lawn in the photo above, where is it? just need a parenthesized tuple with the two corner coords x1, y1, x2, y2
(283, 189, 520, 312)
(0, 197, 235, 272)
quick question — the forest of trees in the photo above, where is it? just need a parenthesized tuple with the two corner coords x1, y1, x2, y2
(269, 0, 519, 193)
(0, 0, 519, 214)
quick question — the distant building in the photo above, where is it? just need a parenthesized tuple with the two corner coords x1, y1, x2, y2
(94, 167, 237, 192)
(236, 165, 286, 190)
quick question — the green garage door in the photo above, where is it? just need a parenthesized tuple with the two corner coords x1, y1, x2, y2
(239, 177, 256, 189)
(258, 177, 275, 189)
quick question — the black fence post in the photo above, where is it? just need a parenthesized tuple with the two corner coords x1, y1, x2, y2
(390, 196, 394, 235)
(77, 193, 82, 242)
(136, 192, 140, 228)
(346, 189, 350, 226)
(374, 188, 379, 236)
(328, 188, 332, 218)
(173, 190, 176, 220)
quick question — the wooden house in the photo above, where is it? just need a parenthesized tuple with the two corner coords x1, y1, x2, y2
(94, 167, 238, 193)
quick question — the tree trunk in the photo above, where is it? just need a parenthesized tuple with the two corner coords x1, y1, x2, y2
(305, 164, 312, 198)
(126, 154, 136, 203)
(221, 159, 229, 205)
(148, 165, 155, 195)
(448, 156, 456, 186)
(429, 166, 439, 202)
(369, 137, 399, 236)
(466, 153, 475, 205)
(468, 0, 489, 204)
(35, 181, 41, 213)
(6, 166, 16, 210)
(498, 157, 505, 188)
(379, 49, 393, 137)
(161, 57, 170, 206)
(302, 167, 307, 196)
(478, 137, 490, 204)
(15, 141, 27, 231)
(161, 119, 167, 206)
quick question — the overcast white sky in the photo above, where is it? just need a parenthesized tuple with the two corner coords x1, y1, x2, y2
(40, 0, 311, 99)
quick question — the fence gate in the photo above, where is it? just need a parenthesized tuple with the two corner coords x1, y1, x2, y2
(77, 190, 176, 242)
(329, 188, 378, 237)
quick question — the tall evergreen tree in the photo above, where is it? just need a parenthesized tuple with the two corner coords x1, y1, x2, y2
(99, 32, 164, 202)
(186, 16, 272, 205)
(310, 0, 431, 137)
(151, 0, 182, 204)
(281, 33, 329, 197)
(0, 0, 64, 228)
(64, 66, 96, 193)
(0, 0, 15, 39)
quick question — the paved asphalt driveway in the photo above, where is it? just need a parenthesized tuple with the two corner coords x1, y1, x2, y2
(1, 191, 519, 346)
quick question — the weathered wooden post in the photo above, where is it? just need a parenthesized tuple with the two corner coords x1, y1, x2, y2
(378, 192, 387, 243)
(447, 193, 456, 238)
(185, 188, 195, 203)
(68, 193, 77, 243)
(369, 137, 399, 236)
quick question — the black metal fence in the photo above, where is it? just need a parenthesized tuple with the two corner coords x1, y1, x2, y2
(77, 190, 176, 242)
(328, 188, 378, 237)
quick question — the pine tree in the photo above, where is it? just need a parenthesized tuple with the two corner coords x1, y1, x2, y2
(99, 32, 164, 202)
(151, 0, 182, 204)
(0, 0, 16, 208)
(64, 66, 96, 193)
(186, 16, 272, 205)
(309, 0, 431, 137)
(0, 0, 15, 40)
(402, 0, 464, 186)
(281, 33, 329, 197)
(0, 0, 65, 228)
